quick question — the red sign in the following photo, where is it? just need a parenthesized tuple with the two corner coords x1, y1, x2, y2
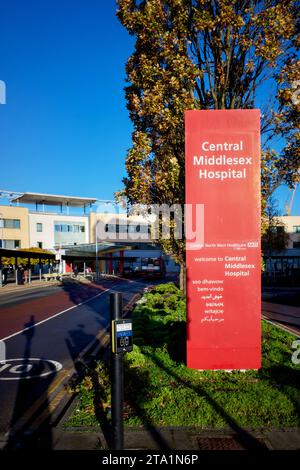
(185, 110, 261, 370)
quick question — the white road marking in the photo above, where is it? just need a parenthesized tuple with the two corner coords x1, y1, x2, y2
(0, 288, 110, 342)
(0, 358, 63, 380)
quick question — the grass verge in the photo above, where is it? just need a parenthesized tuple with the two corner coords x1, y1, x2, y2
(65, 283, 300, 429)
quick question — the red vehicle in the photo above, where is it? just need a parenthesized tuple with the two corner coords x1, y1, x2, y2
(140, 257, 166, 279)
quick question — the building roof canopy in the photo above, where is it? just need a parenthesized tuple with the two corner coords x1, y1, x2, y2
(11, 192, 97, 207)
(0, 248, 55, 260)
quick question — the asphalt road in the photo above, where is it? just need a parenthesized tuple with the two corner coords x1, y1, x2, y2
(0, 277, 150, 438)
(262, 287, 300, 307)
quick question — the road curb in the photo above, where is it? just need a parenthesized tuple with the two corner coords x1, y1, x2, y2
(262, 315, 300, 337)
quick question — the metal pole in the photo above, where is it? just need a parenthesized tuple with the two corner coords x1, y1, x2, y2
(95, 220, 99, 281)
(110, 292, 124, 450)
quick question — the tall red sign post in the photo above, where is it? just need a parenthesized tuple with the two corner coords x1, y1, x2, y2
(185, 110, 261, 370)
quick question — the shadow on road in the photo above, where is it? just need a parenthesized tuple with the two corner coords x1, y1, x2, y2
(2, 278, 148, 450)
(61, 279, 103, 305)
(5, 315, 58, 450)
(65, 323, 96, 377)
(61, 277, 179, 449)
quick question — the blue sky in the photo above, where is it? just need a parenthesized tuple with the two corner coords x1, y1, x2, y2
(0, 0, 134, 201)
(0, 0, 299, 214)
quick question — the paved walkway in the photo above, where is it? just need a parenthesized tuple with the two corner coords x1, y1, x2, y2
(1, 426, 299, 450)
(0, 279, 61, 294)
(51, 426, 300, 450)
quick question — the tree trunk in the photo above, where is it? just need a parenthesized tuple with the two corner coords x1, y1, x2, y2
(179, 262, 186, 295)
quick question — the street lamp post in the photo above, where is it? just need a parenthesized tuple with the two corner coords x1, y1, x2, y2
(94, 199, 118, 281)
(94, 198, 123, 281)
(95, 218, 99, 281)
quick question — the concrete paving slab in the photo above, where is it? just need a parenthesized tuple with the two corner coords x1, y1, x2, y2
(266, 429, 300, 450)
(52, 430, 103, 450)
(124, 428, 174, 450)
(49, 427, 300, 451)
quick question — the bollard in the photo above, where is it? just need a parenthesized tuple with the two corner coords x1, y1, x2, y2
(0, 269, 2, 288)
(110, 292, 124, 450)
(39, 268, 42, 282)
(29, 269, 32, 284)
(15, 269, 18, 286)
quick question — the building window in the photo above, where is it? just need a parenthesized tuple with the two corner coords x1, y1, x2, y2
(0, 218, 21, 229)
(105, 224, 127, 233)
(36, 223, 43, 232)
(37, 241, 43, 249)
(105, 223, 148, 234)
(293, 226, 300, 233)
(105, 224, 113, 232)
(54, 223, 85, 233)
(128, 225, 138, 233)
(0, 239, 20, 249)
(270, 225, 285, 234)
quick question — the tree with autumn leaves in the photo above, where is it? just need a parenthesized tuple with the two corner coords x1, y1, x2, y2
(116, 0, 300, 287)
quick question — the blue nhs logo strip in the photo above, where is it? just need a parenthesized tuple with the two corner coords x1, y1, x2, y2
(117, 331, 133, 338)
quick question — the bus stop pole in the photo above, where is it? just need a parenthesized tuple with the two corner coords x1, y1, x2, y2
(110, 292, 124, 450)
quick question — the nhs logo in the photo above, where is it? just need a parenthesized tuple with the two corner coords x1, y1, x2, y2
(0, 80, 6, 104)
